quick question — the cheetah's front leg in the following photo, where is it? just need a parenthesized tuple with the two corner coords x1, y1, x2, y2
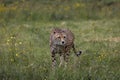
(64, 52, 70, 68)
(51, 52, 56, 68)
(59, 54, 64, 67)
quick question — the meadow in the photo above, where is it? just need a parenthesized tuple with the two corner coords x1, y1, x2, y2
(0, 0, 120, 80)
(0, 19, 120, 80)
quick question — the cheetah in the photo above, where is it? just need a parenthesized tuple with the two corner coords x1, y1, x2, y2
(50, 28, 82, 67)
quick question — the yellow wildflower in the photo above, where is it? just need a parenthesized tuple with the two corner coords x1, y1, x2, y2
(19, 42, 22, 44)
(6, 42, 9, 45)
(75, 3, 80, 8)
(11, 58, 14, 62)
(74, 3, 85, 8)
(11, 36, 15, 39)
(16, 53, 19, 57)
(64, 6, 70, 11)
(10, 36, 14, 39)
(7, 39, 10, 42)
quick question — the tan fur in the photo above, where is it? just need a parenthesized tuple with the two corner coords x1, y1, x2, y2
(50, 28, 81, 67)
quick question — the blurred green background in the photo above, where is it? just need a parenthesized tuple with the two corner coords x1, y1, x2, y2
(0, 0, 120, 80)
(0, 0, 120, 23)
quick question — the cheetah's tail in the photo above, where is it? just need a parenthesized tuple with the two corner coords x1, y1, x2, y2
(72, 44, 82, 57)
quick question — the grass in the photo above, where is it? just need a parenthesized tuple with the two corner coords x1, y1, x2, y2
(0, 19, 120, 80)
(0, 0, 120, 22)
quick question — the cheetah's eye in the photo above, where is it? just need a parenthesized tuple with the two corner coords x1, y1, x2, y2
(53, 32, 56, 34)
(64, 36, 66, 38)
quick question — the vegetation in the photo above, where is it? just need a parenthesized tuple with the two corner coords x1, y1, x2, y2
(0, 0, 120, 80)
(0, 0, 120, 22)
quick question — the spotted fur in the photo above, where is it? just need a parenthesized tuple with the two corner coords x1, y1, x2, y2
(50, 28, 81, 67)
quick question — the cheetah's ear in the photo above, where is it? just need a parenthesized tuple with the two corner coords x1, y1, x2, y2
(53, 29, 56, 34)
(52, 28, 61, 34)
(51, 28, 56, 34)
(52, 28, 59, 34)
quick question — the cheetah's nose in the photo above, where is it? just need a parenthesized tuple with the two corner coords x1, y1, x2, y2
(62, 41, 65, 44)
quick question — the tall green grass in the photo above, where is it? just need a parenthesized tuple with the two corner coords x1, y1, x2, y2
(0, 0, 120, 23)
(0, 19, 120, 80)
(0, 0, 120, 80)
